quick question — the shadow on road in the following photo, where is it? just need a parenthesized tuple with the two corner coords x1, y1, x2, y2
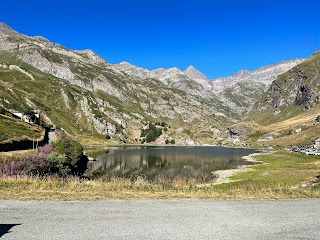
(0, 224, 20, 237)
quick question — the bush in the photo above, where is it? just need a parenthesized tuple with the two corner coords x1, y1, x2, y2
(170, 139, 175, 144)
(51, 134, 83, 170)
(165, 139, 169, 144)
(48, 152, 70, 176)
(93, 110, 103, 119)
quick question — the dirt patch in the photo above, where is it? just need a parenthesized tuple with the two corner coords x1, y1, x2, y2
(212, 153, 263, 185)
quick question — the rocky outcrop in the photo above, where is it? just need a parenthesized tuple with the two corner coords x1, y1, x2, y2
(250, 51, 320, 123)
(295, 85, 319, 110)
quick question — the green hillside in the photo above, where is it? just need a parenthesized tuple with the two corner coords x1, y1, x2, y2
(0, 114, 44, 144)
(249, 52, 320, 125)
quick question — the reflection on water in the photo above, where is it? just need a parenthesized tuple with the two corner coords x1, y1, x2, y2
(85, 146, 257, 181)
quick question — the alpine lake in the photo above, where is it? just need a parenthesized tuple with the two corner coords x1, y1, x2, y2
(84, 146, 258, 182)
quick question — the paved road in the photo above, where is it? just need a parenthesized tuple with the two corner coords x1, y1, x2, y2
(48, 130, 56, 144)
(0, 199, 319, 239)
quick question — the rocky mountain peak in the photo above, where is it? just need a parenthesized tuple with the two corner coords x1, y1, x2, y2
(119, 61, 132, 66)
(0, 22, 12, 31)
(0, 22, 18, 37)
(74, 49, 107, 64)
(185, 65, 197, 71)
(234, 69, 250, 78)
(184, 65, 210, 81)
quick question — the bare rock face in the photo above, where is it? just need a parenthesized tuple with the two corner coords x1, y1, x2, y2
(211, 60, 303, 93)
(114, 62, 213, 97)
(19, 50, 75, 81)
(184, 65, 212, 91)
(0, 22, 20, 38)
(211, 59, 304, 115)
(92, 74, 125, 100)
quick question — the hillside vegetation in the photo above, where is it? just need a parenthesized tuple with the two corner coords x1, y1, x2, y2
(0, 114, 44, 144)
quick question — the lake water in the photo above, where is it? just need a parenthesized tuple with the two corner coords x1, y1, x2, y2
(85, 146, 257, 181)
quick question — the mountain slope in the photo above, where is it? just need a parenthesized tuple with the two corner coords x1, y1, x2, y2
(250, 51, 320, 125)
(211, 59, 303, 115)
(0, 23, 232, 145)
(225, 52, 320, 146)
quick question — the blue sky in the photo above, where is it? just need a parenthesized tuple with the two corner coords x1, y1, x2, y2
(1, 0, 320, 78)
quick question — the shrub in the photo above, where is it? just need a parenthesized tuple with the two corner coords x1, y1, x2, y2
(165, 139, 169, 144)
(170, 139, 175, 144)
(51, 134, 83, 169)
(22, 153, 51, 175)
(93, 110, 103, 119)
(48, 152, 70, 176)
(141, 123, 163, 143)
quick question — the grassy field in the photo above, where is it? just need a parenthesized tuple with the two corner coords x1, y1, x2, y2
(0, 151, 319, 200)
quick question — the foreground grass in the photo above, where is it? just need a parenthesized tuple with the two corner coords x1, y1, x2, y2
(0, 151, 319, 200)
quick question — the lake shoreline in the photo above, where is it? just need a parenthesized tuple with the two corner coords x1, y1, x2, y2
(212, 153, 264, 185)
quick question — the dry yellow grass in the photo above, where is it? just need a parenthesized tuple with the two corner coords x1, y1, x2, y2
(235, 105, 320, 146)
(265, 107, 320, 132)
(0, 180, 319, 201)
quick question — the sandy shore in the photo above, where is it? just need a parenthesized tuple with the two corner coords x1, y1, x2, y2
(212, 153, 264, 185)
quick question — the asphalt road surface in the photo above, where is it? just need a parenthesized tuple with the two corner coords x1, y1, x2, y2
(0, 199, 319, 239)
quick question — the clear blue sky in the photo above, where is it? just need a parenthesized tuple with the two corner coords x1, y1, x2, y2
(1, 0, 320, 78)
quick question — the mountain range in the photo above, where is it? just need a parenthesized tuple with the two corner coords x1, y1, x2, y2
(0, 22, 318, 146)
